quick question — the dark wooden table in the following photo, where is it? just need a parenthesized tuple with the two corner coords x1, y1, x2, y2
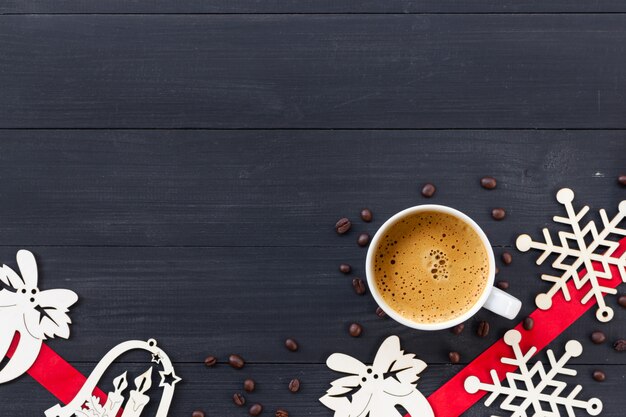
(1, 2, 625, 416)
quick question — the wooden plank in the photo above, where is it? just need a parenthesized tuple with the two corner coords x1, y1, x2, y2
(2, 245, 623, 365)
(1, 15, 626, 128)
(4, 364, 624, 416)
(2, 1, 626, 14)
(0, 130, 622, 247)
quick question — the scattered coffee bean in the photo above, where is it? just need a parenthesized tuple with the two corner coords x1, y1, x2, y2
(375, 306, 387, 318)
(352, 278, 366, 295)
(204, 355, 217, 367)
(192, 411, 205, 417)
(501, 252, 512, 265)
(448, 351, 461, 364)
(619, 175, 626, 186)
(618, 294, 626, 308)
(592, 370, 606, 382)
(491, 208, 506, 221)
(288, 378, 301, 393)
(523, 317, 534, 331)
(590, 331, 606, 344)
(233, 393, 246, 406)
(339, 263, 351, 274)
(335, 218, 351, 234)
(360, 208, 373, 222)
(495, 280, 509, 290)
(421, 183, 436, 198)
(276, 409, 289, 417)
(285, 338, 299, 352)
(477, 320, 490, 337)
(357, 233, 370, 247)
(229, 354, 245, 369)
(244, 378, 256, 393)
(249, 403, 263, 416)
(349, 323, 363, 337)
(451, 323, 465, 335)
(480, 176, 497, 190)
(613, 339, 626, 351)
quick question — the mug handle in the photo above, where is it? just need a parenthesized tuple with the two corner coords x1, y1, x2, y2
(483, 287, 522, 320)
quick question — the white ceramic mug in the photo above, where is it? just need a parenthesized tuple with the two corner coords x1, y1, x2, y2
(366, 205, 521, 331)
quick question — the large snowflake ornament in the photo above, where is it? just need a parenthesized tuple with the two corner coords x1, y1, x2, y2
(516, 188, 626, 322)
(464, 329, 602, 417)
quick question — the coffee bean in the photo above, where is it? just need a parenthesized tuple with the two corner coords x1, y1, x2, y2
(233, 393, 246, 406)
(229, 354, 245, 369)
(421, 183, 436, 198)
(592, 370, 606, 382)
(613, 339, 626, 351)
(204, 355, 217, 367)
(495, 267, 500, 275)
(249, 403, 263, 416)
(451, 323, 465, 335)
(495, 280, 509, 290)
(618, 294, 626, 308)
(192, 411, 205, 417)
(477, 320, 490, 337)
(335, 218, 351, 234)
(339, 263, 351, 274)
(591, 331, 606, 344)
(349, 323, 362, 337)
(491, 208, 506, 220)
(285, 338, 299, 352)
(618, 175, 626, 186)
(357, 233, 370, 247)
(523, 317, 534, 331)
(501, 252, 512, 265)
(288, 378, 301, 393)
(276, 409, 289, 417)
(360, 208, 373, 222)
(352, 278, 366, 295)
(448, 351, 461, 364)
(480, 176, 497, 190)
(375, 306, 387, 318)
(244, 378, 256, 393)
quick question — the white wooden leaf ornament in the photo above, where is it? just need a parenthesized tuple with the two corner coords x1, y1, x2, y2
(320, 335, 434, 417)
(0, 250, 78, 383)
(464, 329, 602, 417)
(516, 188, 626, 322)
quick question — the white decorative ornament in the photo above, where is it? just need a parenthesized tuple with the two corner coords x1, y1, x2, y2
(516, 188, 626, 322)
(320, 335, 434, 417)
(0, 249, 78, 383)
(464, 329, 602, 417)
(45, 338, 180, 417)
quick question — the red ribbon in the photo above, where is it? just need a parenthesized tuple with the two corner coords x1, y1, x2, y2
(7, 333, 107, 406)
(421, 237, 626, 417)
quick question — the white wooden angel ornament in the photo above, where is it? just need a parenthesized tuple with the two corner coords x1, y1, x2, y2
(0, 249, 78, 384)
(320, 335, 434, 417)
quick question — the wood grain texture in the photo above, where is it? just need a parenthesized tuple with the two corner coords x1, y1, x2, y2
(2, 364, 624, 416)
(1, 15, 626, 128)
(3, 1, 626, 13)
(0, 130, 623, 247)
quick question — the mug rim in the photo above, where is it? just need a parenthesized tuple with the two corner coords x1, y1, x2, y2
(365, 204, 495, 331)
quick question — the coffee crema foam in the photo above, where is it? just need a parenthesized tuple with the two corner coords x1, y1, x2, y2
(373, 211, 489, 324)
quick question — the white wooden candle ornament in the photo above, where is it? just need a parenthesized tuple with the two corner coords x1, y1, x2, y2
(0, 250, 78, 384)
(320, 335, 434, 417)
(464, 329, 602, 417)
(516, 188, 626, 322)
(0, 250, 180, 417)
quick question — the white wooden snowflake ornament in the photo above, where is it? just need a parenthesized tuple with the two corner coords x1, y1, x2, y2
(320, 335, 434, 417)
(516, 188, 626, 322)
(464, 329, 602, 417)
(0, 250, 78, 384)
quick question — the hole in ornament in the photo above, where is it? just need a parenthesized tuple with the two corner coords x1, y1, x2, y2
(21, 289, 26, 294)
(373, 374, 379, 379)
(394, 405, 408, 415)
(366, 368, 372, 374)
(361, 377, 367, 382)
(31, 289, 37, 294)
(30, 298, 35, 302)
